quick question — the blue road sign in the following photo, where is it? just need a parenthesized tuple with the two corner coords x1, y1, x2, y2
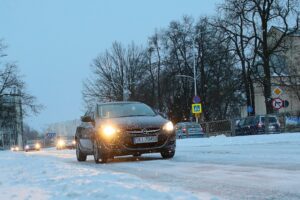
(46, 132, 56, 139)
(247, 106, 253, 113)
(192, 103, 202, 114)
(193, 96, 201, 103)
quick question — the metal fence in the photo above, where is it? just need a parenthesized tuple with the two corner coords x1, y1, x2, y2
(200, 111, 300, 137)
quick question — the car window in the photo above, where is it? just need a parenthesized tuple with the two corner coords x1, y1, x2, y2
(98, 103, 156, 118)
(238, 119, 245, 126)
(261, 117, 277, 123)
(245, 117, 255, 125)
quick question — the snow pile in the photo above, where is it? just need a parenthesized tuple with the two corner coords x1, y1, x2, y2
(180, 132, 300, 147)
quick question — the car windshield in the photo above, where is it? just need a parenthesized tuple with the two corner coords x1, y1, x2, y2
(261, 117, 277, 123)
(27, 140, 39, 145)
(176, 122, 201, 128)
(98, 103, 156, 118)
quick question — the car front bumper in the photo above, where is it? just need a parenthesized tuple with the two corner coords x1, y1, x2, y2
(97, 131, 176, 156)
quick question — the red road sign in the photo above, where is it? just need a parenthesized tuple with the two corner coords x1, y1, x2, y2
(272, 98, 283, 110)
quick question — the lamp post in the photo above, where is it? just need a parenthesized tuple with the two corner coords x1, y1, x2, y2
(175, 31, 206, 123)
(175, 74, 199, 123)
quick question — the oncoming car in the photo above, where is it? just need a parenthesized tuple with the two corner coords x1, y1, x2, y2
(56, 137, 76, 150)
(75, 101, 176, 164)
(25, 140, 41, 152)
(11, 145, 20, 151)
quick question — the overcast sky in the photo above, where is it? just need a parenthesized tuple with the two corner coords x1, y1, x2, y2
(0, 0, 221, 131)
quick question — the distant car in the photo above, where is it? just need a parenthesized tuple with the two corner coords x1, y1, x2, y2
(56, 138, 76, 150)
(175, 122, 204, 138)
(25, 140, 41, 152)
(75, 101, 176, 163)
(10, 145, 20, 151)
(235, 115, 280, 135)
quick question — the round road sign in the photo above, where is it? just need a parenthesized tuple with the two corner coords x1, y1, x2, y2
(272, 98, 283, 110)
(193, 96, 201, 103)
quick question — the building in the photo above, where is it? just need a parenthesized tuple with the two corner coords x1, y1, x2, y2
(251, 26, 300, 116)
(0, 94, 23, 150)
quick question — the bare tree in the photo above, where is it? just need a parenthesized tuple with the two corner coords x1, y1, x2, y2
(148, 31, 164, 110)
(217, 0, 257, 115)
(246, 0, 299, 114)
(0, 61, 42, 116)
(0, 40, 42, 133)
(83, 42, 147, 108)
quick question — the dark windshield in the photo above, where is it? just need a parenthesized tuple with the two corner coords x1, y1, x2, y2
(261, 117, 277, 123)
(97, 103, 156, 118)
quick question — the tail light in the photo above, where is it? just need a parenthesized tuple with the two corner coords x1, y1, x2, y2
(257, 122, 263, 128)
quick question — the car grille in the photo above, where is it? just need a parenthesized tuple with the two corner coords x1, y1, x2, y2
(122, 127, 167, 149)
(125, 127, 161, 136)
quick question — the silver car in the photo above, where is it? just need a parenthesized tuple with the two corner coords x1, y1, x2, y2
(175, 122, 204, 138)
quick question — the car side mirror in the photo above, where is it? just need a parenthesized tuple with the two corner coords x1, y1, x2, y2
(81, 116, 94, 123)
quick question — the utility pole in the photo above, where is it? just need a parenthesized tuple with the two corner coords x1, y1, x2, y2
(193, 37, 198, 123)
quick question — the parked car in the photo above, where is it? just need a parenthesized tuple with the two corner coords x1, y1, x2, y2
(175, 122, 204, 138)
(56, 137, 76, 150)
(75, 101, 176, 163)
(25, 140, 41, 152)
(235, 115, 280, 135)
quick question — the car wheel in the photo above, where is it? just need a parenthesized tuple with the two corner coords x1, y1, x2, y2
(76, 142, 87, 162)
(161, 150, 175, 159)
(93, 140, 107, 164)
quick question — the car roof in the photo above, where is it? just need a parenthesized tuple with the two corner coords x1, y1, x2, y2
(176, 122, 199, 125)
(97, 101, 142, 106)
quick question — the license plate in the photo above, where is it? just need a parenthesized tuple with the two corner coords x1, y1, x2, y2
(269, 125, 275, 129)
(133, 136, 158, 144)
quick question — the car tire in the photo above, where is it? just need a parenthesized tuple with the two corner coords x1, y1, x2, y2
(93, 140, 108, 164)
(161, 150, 175, 159)
(76, 143, 87, 162)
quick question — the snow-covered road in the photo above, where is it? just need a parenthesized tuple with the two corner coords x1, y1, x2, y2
(1, 133, 300, 200)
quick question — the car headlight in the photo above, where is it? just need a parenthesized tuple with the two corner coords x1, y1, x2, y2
(102, 125, 117, 137)
(35, 143, 41, 149)
(11, 147, 14, 151)
(25, 145, 29, 149)
(163, 121, 174, 132)
(57, 140, 65, 146)
(72, 140, 76, 145)
(15, 147, 19, 151)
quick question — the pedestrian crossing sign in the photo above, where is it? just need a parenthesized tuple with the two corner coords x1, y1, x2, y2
(192, 103, 202, 114)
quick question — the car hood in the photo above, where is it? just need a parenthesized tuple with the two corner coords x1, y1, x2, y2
(96, 115, 169, 130)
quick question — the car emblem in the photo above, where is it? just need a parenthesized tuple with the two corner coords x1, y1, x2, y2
(142, 128, 148, 134)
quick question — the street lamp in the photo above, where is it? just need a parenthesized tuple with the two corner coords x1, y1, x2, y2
(175, 30, 210, 123)
(175, 74, 199, 123)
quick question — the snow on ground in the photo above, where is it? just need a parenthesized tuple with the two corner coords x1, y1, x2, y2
(1, 133, 300, 200)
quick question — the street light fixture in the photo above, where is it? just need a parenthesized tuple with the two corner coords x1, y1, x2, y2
(175, 30, 211, 123)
